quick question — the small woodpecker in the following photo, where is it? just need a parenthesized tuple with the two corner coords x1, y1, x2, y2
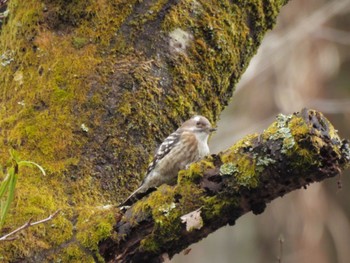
(120, 115, 216, 207)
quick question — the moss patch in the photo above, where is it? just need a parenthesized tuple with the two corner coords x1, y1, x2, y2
(0, 0, 288, 261)
(58, 243, 95, 263)
(76, 207, 116, 253)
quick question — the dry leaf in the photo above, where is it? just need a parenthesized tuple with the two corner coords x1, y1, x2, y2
(180, 209, 203, 232)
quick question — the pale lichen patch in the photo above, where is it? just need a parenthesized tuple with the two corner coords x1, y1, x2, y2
(169, 28, 194, 54)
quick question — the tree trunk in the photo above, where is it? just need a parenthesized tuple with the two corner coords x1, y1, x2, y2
(1, 0, 348, 262)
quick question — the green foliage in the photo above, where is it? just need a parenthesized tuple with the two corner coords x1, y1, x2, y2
(0, 166, 17, 228)
(0, 150, 45, 227)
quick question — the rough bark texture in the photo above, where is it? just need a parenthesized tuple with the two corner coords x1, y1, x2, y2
(99, 109, 350, 262)
(1, 0, 349, 262)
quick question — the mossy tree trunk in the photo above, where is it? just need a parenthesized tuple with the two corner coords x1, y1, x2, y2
(1, 0, 349, 262)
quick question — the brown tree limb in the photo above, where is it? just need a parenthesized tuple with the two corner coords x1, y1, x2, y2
(99, 109, 350, 262)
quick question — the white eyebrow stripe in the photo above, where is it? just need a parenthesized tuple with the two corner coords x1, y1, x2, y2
(193, 116, 201, 122)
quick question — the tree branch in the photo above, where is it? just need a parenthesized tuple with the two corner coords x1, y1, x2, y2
(99, 109, 350, 262)
(0, 210, 60, 241)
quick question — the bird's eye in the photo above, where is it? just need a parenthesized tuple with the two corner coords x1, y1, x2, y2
(196, 122, 201, 126)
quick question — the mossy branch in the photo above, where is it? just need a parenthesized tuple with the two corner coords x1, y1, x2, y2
(99, 109, 350, 262)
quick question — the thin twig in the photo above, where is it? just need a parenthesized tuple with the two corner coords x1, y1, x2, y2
(0, 210, 61, 241)
(277, 235, 284, 263)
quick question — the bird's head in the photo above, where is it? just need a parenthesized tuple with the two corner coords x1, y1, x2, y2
(181, 115, 216, 134)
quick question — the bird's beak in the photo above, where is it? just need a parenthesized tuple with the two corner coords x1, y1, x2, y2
(209, 128, 217, 133)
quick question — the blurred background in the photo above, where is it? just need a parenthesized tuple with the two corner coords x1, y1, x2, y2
(172, 0, 350, 262)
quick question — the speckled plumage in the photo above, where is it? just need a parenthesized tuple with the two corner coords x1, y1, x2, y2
(120, 116, 215, 207)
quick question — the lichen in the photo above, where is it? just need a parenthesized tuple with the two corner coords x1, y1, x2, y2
(121, 109, 348, 259)
(219, 162, 238, 176)
(256, 156, 276, 172)
(267, 113, 296, 154)
(0, 0, 288, 260)
(341, 141, 350, 166)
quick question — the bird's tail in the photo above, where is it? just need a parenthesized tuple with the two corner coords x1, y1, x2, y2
(118, 185, 157, 208)
(118, 186, 143, 208)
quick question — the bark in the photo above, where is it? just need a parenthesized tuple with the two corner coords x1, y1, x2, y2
(99, 109, 350, 262)
(1, 0, 349, 262)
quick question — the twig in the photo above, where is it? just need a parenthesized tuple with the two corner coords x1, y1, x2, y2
(0, 210, 61, 241)
(277, 235, 284, 263)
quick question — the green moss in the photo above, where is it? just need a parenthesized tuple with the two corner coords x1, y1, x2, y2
(134, 181, 205, 253)
(178, 159, 215, 184)
(288, 116, 318, 162)
(136, 185, 183, 253)
(202, 195, 235, 219)
(235, 155, 259, 188)
(72, 37, 89, 49)
(161, 0, 286, 113)
(140, 237, 161, 253)
(76, 207, 117, 257)
(261, 110, 345, 172)
(221, 134, 259, 163)
(58, 243, 95, 263)
(0, 0, 288, 260)
(0, 0, 122, 259)
(134, 0, 169, 25)
(288, 116, 309, 137)
(133, 185, 176, 217)
(177, 183, 203, 208)
(46, 216, 74, 246)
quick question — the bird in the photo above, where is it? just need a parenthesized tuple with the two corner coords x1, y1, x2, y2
(119, 115, 216, 207)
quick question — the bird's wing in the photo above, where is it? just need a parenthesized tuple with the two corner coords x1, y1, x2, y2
(146, 131, 181, 174)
